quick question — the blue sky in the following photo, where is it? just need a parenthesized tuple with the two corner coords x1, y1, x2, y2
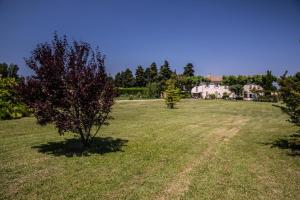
(0, 0, 299, 77)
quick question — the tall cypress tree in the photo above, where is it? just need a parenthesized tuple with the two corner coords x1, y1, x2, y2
(123, 68, 134, 87)
(149, 62, 158, 82)
(114, 72, 122, 87)
(135, 65, 146, 87)
(159, 60, 172, 82)
(144, 67, 151, 84)
(183, 63, 195, 77)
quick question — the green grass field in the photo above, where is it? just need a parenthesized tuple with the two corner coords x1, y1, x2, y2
(0, 100, 299, 200)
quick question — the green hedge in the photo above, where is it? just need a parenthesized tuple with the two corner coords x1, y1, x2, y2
(117, 87, 147, 96)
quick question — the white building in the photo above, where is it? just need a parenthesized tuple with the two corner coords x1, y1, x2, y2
(243, 84, 263, 100)
(191, 75, 234, 99)
(191, 75, 264, 100)
(191, 83, 234, 99)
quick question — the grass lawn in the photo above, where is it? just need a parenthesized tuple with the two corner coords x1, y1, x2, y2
(0, 99, 299, 200)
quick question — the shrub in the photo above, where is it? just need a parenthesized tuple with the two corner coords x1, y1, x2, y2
(180, 91, 191, 98)
(255, 95, 278, 102)
(208, 94, 216, 99)
(145, 82, 160, 99)
(222, 92, 229, 99)
(136, 92, 142, 99)
(235, 96, 244, 100)
(0, 78, 29, 120)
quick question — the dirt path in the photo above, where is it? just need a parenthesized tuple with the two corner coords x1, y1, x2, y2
(156, 118, 248, 200)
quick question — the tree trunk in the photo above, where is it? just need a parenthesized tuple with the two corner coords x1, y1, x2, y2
(167, 103, 174, 109)
(79, 131, 90, 148)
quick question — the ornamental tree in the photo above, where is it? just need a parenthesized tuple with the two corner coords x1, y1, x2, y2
(164, 78, 181, 109)
(20, 33, 114, 147)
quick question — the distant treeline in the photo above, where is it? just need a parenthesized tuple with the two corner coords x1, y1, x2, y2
(223, 71, 277, 92)
(113, 60, 278, 93)
(114, 60, 197, 88)
(0, 62, 19, 78)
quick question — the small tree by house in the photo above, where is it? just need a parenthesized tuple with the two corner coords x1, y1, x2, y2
(19, 33, 114, 147)
(164, 78, 181, 109)
(229, 84, 243, 97)
(262, 70, 277, 95)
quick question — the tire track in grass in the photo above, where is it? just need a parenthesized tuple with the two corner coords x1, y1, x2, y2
(156, 118, 248, 200)
(102, 119, 221, 200)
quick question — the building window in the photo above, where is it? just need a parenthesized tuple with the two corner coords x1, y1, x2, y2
(244, 92, 248, 98)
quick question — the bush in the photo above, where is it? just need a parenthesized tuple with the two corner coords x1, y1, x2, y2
(180, 91, 191, 98)
(137, 92, 145, 99)
(255, 95, 278, 102)
(208, 94, 216, 99)
(0, 78, 29, 120)
(145, 82, 160, 99)
(222, 92, 229, 99)
(235, 96, 243, 100)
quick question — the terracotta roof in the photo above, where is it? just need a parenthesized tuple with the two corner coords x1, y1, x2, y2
(206, 75, 223, 82)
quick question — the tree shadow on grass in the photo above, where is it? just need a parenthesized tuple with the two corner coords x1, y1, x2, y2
(261, 132, 300, 157)
(32, 137, 128, 157)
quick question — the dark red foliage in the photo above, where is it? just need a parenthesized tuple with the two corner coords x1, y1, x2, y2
(19, 33, 115, 146)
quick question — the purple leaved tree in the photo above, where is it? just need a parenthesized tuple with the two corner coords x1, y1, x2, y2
(20, 33, 115, 147)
